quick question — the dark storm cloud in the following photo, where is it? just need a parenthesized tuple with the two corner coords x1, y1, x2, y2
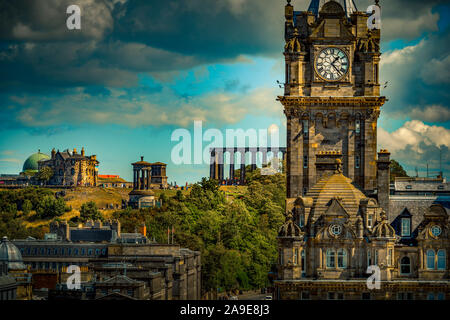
(0, 0, 447, 91)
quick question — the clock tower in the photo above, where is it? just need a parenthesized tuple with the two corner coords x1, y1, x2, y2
(280, 0, 386, 198)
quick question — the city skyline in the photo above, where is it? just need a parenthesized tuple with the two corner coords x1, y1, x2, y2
(1, 0, 449, 184)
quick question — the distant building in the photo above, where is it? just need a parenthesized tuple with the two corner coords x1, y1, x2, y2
(38, 147, 99, 186)
(128, 156, 168, 209)
(97, 174, 132, 188)
(11, 224, 201, 300)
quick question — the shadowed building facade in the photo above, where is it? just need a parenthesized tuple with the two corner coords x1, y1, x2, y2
(275, 0, 449, 300)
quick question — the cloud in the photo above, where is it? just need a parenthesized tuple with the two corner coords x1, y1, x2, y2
(5, 86, 281, 129)
(408, 105, 450, 123)
(378, 120, 450, 173)
(380, 27, 450, 120)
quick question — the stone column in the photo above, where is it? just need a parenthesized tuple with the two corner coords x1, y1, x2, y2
(262, 148, 268, 167)
(210, 150, 216, 180)
(140, 170, 144, 190)
(229, 149, 235, 181)
(147, 168, 151, 190)
(218, 149, 224, 182)
(133, 169, 137, 189)
(250, 148, 257, 171)
(239, 149, 246, 184)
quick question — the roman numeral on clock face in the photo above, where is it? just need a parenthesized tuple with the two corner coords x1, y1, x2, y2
(315, 47, 349, 81)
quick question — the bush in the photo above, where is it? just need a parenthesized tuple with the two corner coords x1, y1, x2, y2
(36, 196, 66, 219)
(80, 201, 103, 222)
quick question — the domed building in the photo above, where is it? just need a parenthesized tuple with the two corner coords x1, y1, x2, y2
(0, 237, 32, 299)
(22, 150, 50, 173)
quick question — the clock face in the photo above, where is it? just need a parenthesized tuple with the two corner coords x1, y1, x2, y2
(315, 47, 349, 81)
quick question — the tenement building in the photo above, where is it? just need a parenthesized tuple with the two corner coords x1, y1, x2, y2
(275, 0, 449, 300)
(9, 220, 201, 300)
(38, 147, 99, 186)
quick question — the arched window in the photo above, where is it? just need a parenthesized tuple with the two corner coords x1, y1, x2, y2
(299, 213, 305, 227)
(426, 250, 435, 269)
(71, 168, 75, 175)
(294, 248, 299, 265)
(337, 249, 347, 269)
(437, 250, 446, 270)
(326, 249, 336, 268)
(400, 256, 411, 274)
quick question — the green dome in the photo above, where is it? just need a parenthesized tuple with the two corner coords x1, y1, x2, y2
(22, 150, 50, 172)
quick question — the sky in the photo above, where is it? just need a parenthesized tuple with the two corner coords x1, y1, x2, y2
(0, 0, 449, 184)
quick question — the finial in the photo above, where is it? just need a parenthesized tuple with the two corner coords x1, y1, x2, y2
(287, 0, 291, 4)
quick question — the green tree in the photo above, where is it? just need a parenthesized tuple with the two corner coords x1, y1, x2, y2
(37, 166, 54, 184)
(36, 196, 66, 219)
(390, 159, 409, 183)
(22, 199, 33, 215)
(80, 201, 103, 222)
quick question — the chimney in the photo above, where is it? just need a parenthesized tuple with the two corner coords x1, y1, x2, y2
(81, 147, 85, 156)
(377, 149, 391, 217)
(315, 151, 343, 182)
(51, 148, 56, 159)
(141, 156, 144, 162)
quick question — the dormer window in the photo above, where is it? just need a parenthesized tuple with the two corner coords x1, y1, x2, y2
(401, 218, 411, 237)
(367, 214, 374, 228)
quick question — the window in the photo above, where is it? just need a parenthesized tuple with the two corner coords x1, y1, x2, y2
(406, 185, 412, 190)
(301, 250, 305, 275)
(361, 292, 371, 300)
(387, 248, 393, 266)
(81, 248, 85, 255)
(337, 249, 347, 269)
(279, 249, 283, 265)
(303, 156, 308, 168)
(426, 249, 435, 269)
(286, 64, 290, 84)
(400, 256, 411, 274)
(127, 289, 134, 297)
(427, 293, 435, 300)
(67, 248, 71, 255)
(355, 155, 360, 169)
(437, 250, 446, 270)
(95, 249, 100, 255)
(301, 291, 310, 300)
(74, 248, 79, 255)
(337, 292, 344, 300)
(88, 249, 93, 256)
(299, 213, 305, 227)
(302, 120, 309, 136)
(367, 251, 372, 266)
(438, 185, 444, 190)
(294, 248, 299, 265)
(71, 168, 75, 175)
(355, 120, 361, 134)
(437, 293, 445, 300)
(374, 64, 379, 83)
(328, 292, 336, 300)
(367, 214, 373, 228)
(326, 249, 336, 268)
(397, 292, 414, 300)
(401, 218, 411, 237)
(59, 169, 63, 175)
(374, 250, 378, 265)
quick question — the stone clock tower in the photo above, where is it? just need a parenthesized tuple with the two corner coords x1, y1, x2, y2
(280, 0, 386, 197)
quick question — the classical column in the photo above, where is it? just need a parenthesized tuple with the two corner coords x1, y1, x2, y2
(133, 169, 137, 189)
(210, 150, 216, 180)
(262, 148, 268, 167)
(216, 149, 223, 182)
(140, 170, 144, 190)
(147, 168, 151, 190)
(250, 148, 257, 171)
(239, 149, 246, 184)
(229, 149, 235, 181)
